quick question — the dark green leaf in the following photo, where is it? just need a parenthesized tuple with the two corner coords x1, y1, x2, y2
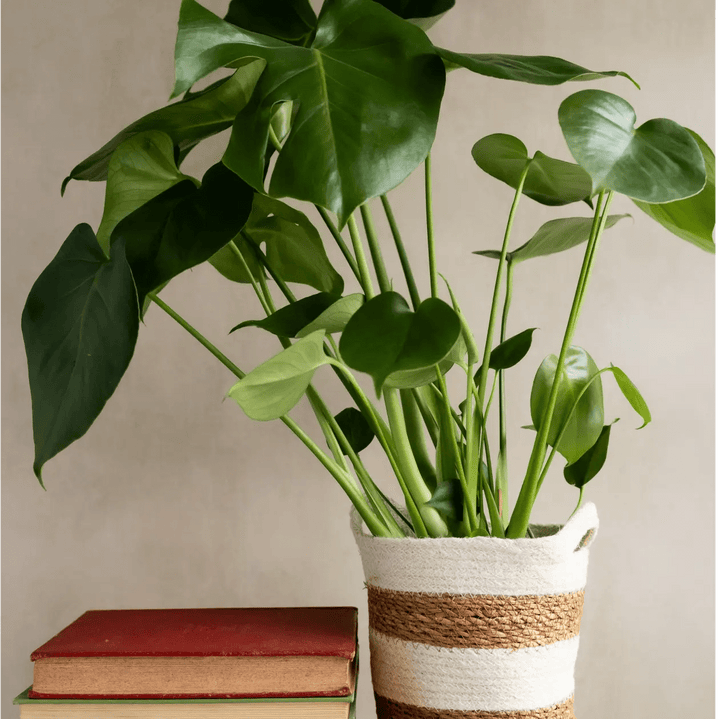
(472, 133, 593, 207)
(559, 90, 706, 203)
(224, 0, 316, 43)
(96, 130, 199, 254)
(334, 407, 375, 454)
(632, 129, 715, 253)
(474, 215, 630, 263)
(373, 0, 455, 29)
(425, 478, 464, 521)
(564, 422, 614, 487)
(111, 162, 254, 301)
(530, 346, 604, 464)
(609, 365, 652, 429)
(488, 328, 537, 370)
(437, 48, 637, 87)
(173, 0, 445, 226)
(230, 292, 340, 337)
(228, 330, 333, 420)
(21, 225, 140, 484)
(339, 292, 461, 395)
(62, 64, 264, 193)
(296, 293, 365, 337)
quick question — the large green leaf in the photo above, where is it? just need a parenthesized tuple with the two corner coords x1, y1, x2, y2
(228, 330, 333, 420)
(173, 0, 445, 226)
(334, 407, 375, 454)
(96, 131, 199, 254)
(224, 0, 316, 43)
(244, 195, 344, 294)
(111, 162, 254, 301)
(21, 225, 140, 484)
(296, 293, 365, 337)
(474, 215, 630, 262)
(374, 0, 455, 29)
(230, 292, 340, 337)
(558, 90, 706, 203)
(471, 133, 593, 207)
(564, 422, 614, 488)
(62, 63, 265, 193)
(632, 129, 715, 253)
(436, 48, 637, 87)
(207, 237, 262, 283)
(530, 346, 604, 464)
(339, 292, 461, 395)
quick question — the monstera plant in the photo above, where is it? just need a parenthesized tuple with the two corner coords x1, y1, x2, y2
(22, 0, 714, 540)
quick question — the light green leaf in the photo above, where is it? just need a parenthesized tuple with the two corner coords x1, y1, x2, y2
(609, 365, 652, 429)
(296, 293, 365, 337)
(530, 346, 604, 464)
(559, 89, 706, 202)
(228, 330, 333, 420)
(96, 131, 198, 254)
(632, 129, 715, 253)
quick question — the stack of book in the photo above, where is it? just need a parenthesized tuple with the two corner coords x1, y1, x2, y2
(14, 606, 358, 718)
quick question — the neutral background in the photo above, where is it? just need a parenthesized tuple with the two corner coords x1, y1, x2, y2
(2, 1, 714, 717)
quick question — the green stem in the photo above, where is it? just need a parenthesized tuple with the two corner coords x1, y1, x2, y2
(240, 231, 297, 304)
(400, 389, 438, 491)
(570, 486, 586, 520)
(425, 155, 438, 298)
(360, 204, 391, 294)
(228, 241, 271, 315)
(474, 162, 531, 441)
(148, 293, 391, 537)
(347, 215, 375, 299)
(384, 387, 448, 537)
(316, 206, 361, 283)
(506, 191, 614, 538)
(496, 258, 514, 525)
(268, 124, 283, 153)
(380, 194, 421, 310)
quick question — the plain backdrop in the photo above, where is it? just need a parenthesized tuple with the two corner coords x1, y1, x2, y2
(2, 1, 714, 717)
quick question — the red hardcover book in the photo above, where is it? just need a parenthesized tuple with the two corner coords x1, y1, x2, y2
(29, 607, 358, 700)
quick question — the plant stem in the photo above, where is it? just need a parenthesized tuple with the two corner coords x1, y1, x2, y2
(228, 241, 272, 315)
(506, 191, 614, 538)
(347, 215, 375, 299)
(384, 387, 449, 537)
(360, 204, 391, 294)
(381, 194, 421, 309)
(240, 231, 297, 304)
(496, 258, 515, 525)
(316, 206, 361, 283)
(425, 155, 438, 298)
(148, 293, 391, 537)
(268, 124, 283, 153)
(474, 162, 531, 441)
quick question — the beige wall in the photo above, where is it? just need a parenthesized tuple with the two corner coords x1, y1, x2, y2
(2, 1, 714, 717)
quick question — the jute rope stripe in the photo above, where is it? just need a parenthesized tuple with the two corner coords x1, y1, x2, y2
(368, 586, 584, 650)
(374, 694, 575, 719)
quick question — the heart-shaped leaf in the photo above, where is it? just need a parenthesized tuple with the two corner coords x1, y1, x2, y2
(228, 330, 334, 420)
(96, 131, 199, 254)
(334, 407, 375, 454)
(22, 225, 140, 484)
(609, 365, 651, 429)
(472, 134, 593, 207)
(436, 49, 637, 87)
(224, 0, 316, 44)
(559, 89, 706, 203)
(62, 64, 265, 193)
(240, 195, 343, 294)
(173, 0, 445, 226)
(632, 129, 715, 253)
(339, 292, 461, 395)
(474, 215, 630, 263)
(111, 162, 254, 301)
(530, 346, 604, 464)
(230, 292, 340, 338)
(374, 0, 455, 29)
(564, 422, 614, 487)
(296, 293, 365, 337)
(488, 328, 537, 371)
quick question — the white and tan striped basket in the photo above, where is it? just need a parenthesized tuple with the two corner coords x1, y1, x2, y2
(351, 503, 599, 719)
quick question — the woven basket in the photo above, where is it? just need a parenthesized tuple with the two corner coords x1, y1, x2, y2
(351, 503, 599, 719)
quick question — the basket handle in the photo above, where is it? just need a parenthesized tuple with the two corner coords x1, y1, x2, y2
(555, 502, 599, 554)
